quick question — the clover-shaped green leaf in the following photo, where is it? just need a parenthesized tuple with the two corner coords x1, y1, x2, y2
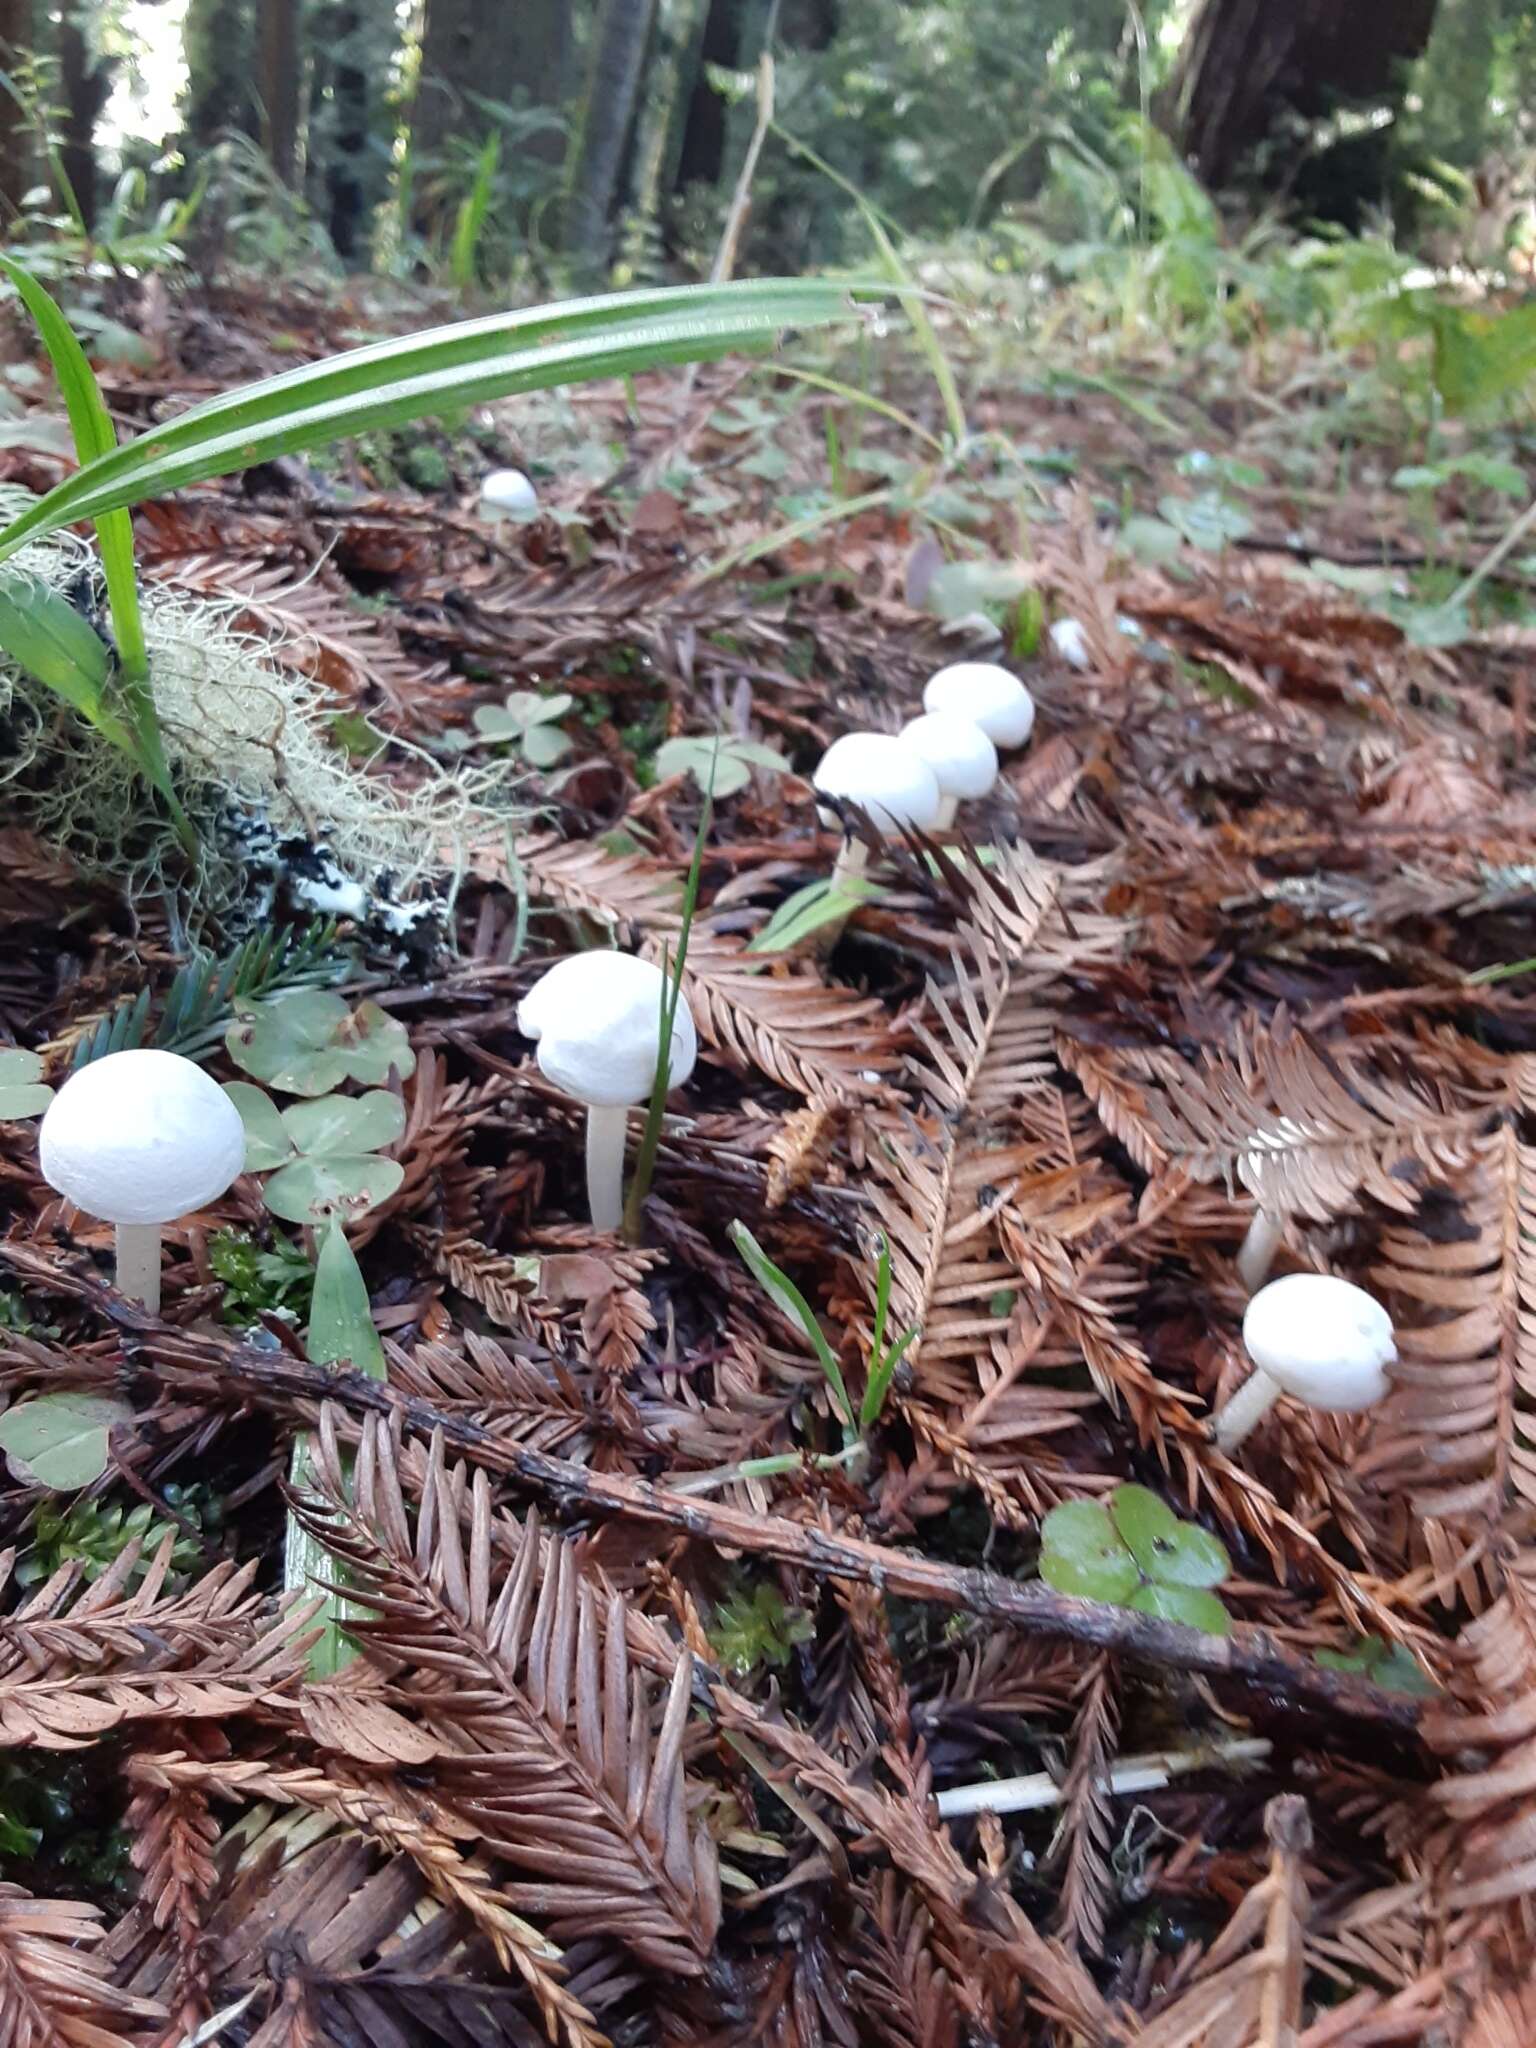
(281, 1090, 404, 1156)
(1126, 1582, 1233, 1632)
(473, 690, 575, 766)
(227, 992, 414, 1096)
(0, 1048, 52, 1120)
(224, 1080, 294, 1171)
(1040, 1486, 1232, 1635)
(1039, 1500, 1141, 1604)
(0, 1391, 132, 1488)
(654, 733, 788, 798)
(263, 1154, 405, 1226)
(223, 1082, 404, 1226)
(1110, 1484, 1230, 1589)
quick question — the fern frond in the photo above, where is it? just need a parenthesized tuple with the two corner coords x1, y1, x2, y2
(1426, 1544, 1536, 1918)
(128, 1752, 603, 2048)
(1059, 1010, 1498, 1223)
(1367, 1122, 1536, 1537)
(72, 921, 348, 1069)
(1051, 1653, 1120, 1957)
(0, 1885, 164, 2047)
(299, 1420, 723, 1979)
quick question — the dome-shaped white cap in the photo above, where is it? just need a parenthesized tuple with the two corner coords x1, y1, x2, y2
(812, 733, 942, 834)
(922, 662, 1035, 748)
(1049, 618, 1091, 671)
(479, 468, 538, 518)
(898, 713, 998, 800)
(39, 1048, 247, 1225)
(1242, 1274, 1395, 1410)
(518, 952, 698, 1109)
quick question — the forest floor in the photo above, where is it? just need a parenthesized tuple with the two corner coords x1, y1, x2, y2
(0, 265, 1533, 2048)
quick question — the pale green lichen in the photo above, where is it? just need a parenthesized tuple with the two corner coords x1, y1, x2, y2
(0, 490, 517, 928)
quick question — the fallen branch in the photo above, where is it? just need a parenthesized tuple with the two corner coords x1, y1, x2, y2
(0, 1246, 1424, 1734)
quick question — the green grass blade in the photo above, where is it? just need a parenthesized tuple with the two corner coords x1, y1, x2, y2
(0, 278, 871, 558)
(730, 1220, 855, 1435)
(0, 254, 193, 850)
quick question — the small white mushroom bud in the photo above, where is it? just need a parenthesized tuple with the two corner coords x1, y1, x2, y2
(922, 662, 1035, 748)
(813, 732, 943, 898)
(1212, 1274, 1396, 1454)
(1050, 618, 1092, 670)
(898, 713, 998, 828)
(39, 1049, 247, 1312)
(517, 952, 697, 1233)
(479, 468, 539, 521)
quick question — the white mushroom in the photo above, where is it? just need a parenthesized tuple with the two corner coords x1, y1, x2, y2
(922, 662, 1035, 748)
(1050, 618, 1092, 670)
(479, 468, 539, 521)
(1212, 1274, 1395, 1454)
(813, 732, 943, 897)
(518, 952, 697, 1233)
(898, 713, 998, 828)
(39, 1049, 247, 1313)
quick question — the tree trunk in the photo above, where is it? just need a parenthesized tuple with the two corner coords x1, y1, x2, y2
(1167, 0, 1439, 189)
(563, 0, 656, 281)
(326, 0, 368, 260)
(59, 5, 107, 229)
(182, 0, 257, 150)
(260, 0, 302, 187)
(673, 0, 743, 193)
(413, 0, 573, 162)
(0, 0, 27, 218)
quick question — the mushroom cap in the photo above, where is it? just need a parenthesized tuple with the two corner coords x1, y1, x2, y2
(39, 1048, 247, 1225)
(517, 952, 698, 1109)
(1049, 618, 1091, 671)
(1242, 1274, 1396, 1411)
(898, 713, 999, 800)
(922, 662, 1035, 747)
(812, 733, 943, 834)
(479, 468, 539, 518)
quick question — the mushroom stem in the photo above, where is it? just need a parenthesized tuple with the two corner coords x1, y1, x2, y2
(1212, 1367, 1282, 1454)
(114, 1223, 162, 1313)
(935, 1737, 1271, 1820)
(1238, 1211, 1284, 1293)
(829, 835, 870, 897)
(585, 1103, 630, 1234)
(934, 794, 958, 830)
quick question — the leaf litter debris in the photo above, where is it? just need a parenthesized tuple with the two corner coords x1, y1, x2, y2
(0, 294, 1533, 2046)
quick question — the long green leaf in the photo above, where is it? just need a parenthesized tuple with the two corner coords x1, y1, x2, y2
(0, 253, 191, 848)
(0, 277, 870, 558)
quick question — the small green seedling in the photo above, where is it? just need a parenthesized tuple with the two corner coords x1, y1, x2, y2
(1039, 1485, 1232, 1635)
(730, 1222, 917, 1442)
(473, 690, 575, 767)
(224, 1081, 404, 1226)
(0, 1048, 52, 1119)
(17, 1491, 213, 1588)
(748, 873, 885, 954)
(709, 1582, 816, 1676)
(655, 733, 787, 797)
(1315, 1634, 1437, 1696)
(226, 989, 413, 1097)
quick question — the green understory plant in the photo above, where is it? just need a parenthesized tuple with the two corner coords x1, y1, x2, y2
(709, 1581, 816, 1676)
(621, 775, 713, 1242)
(0, 1048, 52, 1118)
(472, 689, 576, 766)
(655, 732, 788, 797)
(73, 923, 347, 1069)
(221, 987, 403, 1675)
(729, 1222, 918, 1465)
(17, 1490, 214, 1589)
(0, 263, 866, 881)
(1039, 1485, 1233, 1634)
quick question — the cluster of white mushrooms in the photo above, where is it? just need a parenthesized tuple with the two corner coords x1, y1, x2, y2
(811, 660, 1036, 899)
